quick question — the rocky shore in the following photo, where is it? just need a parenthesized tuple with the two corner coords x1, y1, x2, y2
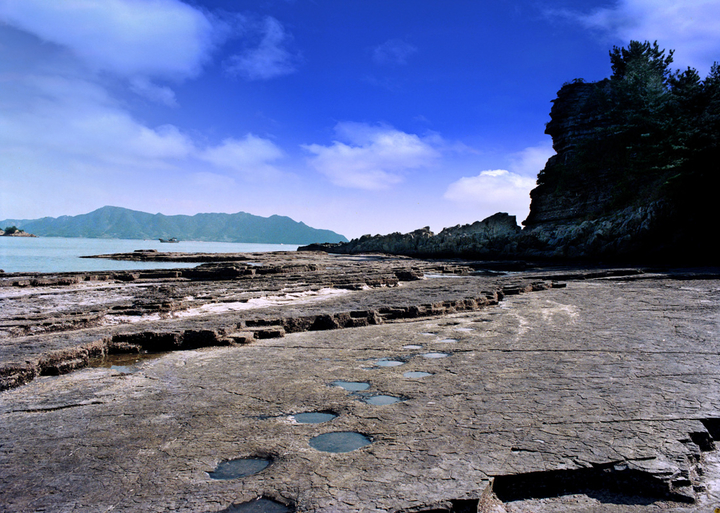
(0, 229, 36, 237)
(2, 250, 720, 512)
(299, 205, 673, 263)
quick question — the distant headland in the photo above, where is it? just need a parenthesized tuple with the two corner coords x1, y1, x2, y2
(0, 206, 348, 245)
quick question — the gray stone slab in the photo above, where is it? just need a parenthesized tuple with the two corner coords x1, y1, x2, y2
(1, 263, 720, 511)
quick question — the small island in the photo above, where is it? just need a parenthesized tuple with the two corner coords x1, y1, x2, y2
(0, 226, 35, 237)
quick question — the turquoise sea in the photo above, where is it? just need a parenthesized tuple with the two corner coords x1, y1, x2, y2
(0, 237, 299, 274)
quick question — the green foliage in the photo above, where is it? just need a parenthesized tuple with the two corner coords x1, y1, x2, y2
(3, 226, 20, 234)
(609, 40, 674, 83)
(545, 40, 720, 211)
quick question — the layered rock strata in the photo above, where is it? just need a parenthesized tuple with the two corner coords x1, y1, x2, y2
(1, 251, 560, 391)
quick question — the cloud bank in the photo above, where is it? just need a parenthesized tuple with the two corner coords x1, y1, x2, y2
(0, 0, 218, 79)
(303, 123, 440, 190)
(0, 1, 288, 219)
(199, 135, 285, 180)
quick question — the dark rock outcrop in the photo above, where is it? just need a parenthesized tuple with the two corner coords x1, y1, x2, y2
(524, 80, 617, 226)
(0, 229, 36, 237)
(300, 213, 522, 259)
(301, 75, 712, 264)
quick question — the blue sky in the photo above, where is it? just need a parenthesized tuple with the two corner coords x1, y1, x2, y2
(1, 0, 719, 239)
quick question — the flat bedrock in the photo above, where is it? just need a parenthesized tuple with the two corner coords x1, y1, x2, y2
(1, 253, 719, 512)
(0, 252, 565, 390)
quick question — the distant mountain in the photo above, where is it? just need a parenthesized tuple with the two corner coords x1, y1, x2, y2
(1, 206, 348, 244)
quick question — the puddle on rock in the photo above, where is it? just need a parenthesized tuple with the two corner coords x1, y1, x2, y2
(423, 352, 449, 359)
(291, 412, 337, 424)
(439, 338, 458, 343)
(363, 395, 402, 405)
(404, 371, 433, 378)
(331, 380, 370, 391)
(221, 497, 292, 512)
(402, 344, 423, 350)
(208, 457, 271, 480)
(89, 352, 165, 374)
(309, 431, 372, 453)
(375, 358, 405, 367)
(454, 327, 474, 332)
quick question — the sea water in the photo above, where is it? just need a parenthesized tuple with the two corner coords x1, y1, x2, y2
(0, 237, 298, 274)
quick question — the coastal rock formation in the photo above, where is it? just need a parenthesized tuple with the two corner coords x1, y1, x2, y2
(301, 213, 523, 259)
(302, 42, 718, 264)
(1, 250, 561, 388)
(0, 227, 35, 237)
(301, 79, 682, 263)
(524, 80, 615, 226)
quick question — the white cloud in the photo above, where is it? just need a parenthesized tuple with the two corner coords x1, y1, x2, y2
(373, 39, 417, 65)
(0, 74, 193, 167)
(0, 0, 218, 80)
(567, 0, 720, 73)
(225, 16, 299, 80)
(2, 73, 283, 174)
(0, 1, 303, 224)
(444, 170, 536, 210)
(508, 140, 555, 176)
(0, 68, 287, 219)
(199, 135, 285, 180)
(0, 1, 296, 222)
(129, 77, 178, 107)
(442, 142, 554, 221)
(303, 122, 440, 190)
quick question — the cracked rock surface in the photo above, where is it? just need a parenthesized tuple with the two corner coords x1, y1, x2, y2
(1, 252, 719, 512)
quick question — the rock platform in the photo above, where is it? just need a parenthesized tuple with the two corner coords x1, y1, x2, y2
(1, 251, 719, 512)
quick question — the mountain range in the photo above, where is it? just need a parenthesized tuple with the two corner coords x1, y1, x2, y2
(0, 206, 348, 244)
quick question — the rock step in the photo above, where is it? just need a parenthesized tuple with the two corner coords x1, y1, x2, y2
(0, 281, 552, 391)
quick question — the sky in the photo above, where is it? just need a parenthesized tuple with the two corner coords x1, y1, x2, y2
(1, 1, 719, 239)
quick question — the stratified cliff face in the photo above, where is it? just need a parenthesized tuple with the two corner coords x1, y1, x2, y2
(515, 79, 678, 261)
(524, 81, 618, 226)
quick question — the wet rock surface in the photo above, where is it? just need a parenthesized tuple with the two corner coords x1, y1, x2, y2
(1, 252, 719, 511)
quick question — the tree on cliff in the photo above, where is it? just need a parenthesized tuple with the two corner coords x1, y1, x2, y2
(540, 40, 719, 210)
(609, 40, 674, 83)
(605, 41, 675, 175)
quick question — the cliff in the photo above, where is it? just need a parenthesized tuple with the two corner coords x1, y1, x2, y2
(524, 80, 618, 226)
(302, 42, 718, 264)
(300, 81, 677, 261)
